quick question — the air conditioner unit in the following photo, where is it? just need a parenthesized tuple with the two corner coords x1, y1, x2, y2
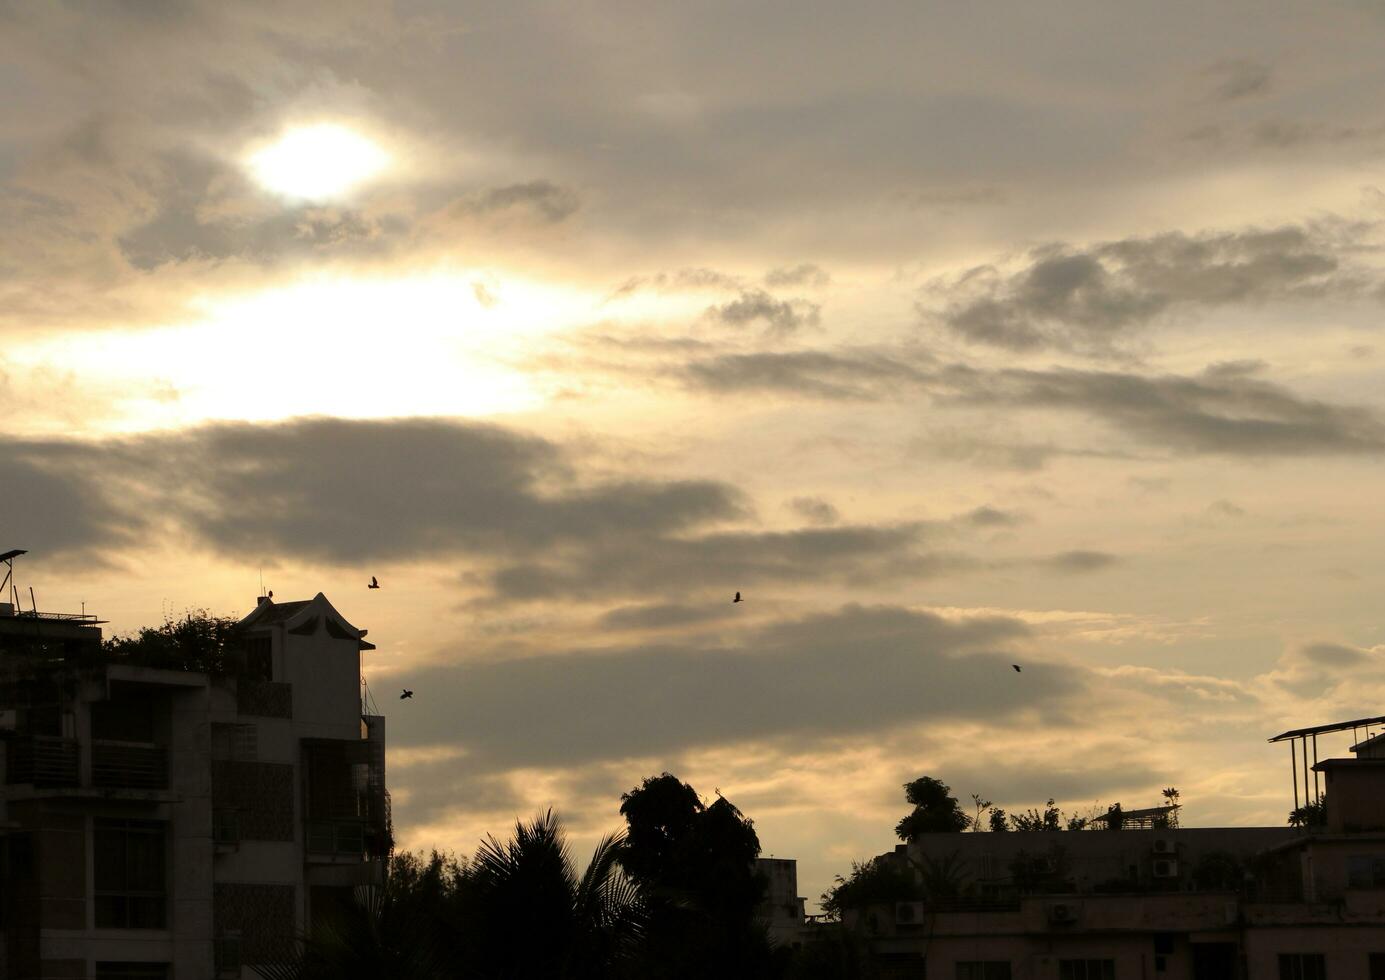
(1152, 838, 1176, 854)
(894, 901, 926, 924)
(1152, 859, 1180, 878)
(1047, 902, 1079, 924)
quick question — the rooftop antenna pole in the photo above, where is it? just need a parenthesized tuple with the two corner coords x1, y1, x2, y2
(28, 586, 37, 615)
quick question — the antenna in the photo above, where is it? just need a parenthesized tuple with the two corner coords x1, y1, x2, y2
(259, 567, 265, 598)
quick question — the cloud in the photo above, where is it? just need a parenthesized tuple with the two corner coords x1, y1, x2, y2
(1203, 59, 1273, 102)
(961, 505, 1023, 528)
(489, 523, 977, 602)
(448, 180, 581, 224)
(393, 604, 1055, 769)
(929, 226, 1349, 351)
(0, 417, 744, 565)
(1038, 550, 1120, 573)
(788, 496, 840, 525)
(678, 349, 934, 400)
(669, 346, 1385, 459)
(704, 289, 821, 335)
(764, 263, 830, 288)
(598, 603, 737, 631)
(1, 418, 990, 601)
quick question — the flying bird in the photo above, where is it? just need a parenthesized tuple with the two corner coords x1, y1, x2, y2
(733, 592, 742, 603)
(400, 689, 413, 699)
(368, 576, 380, 589)
(1012, 665, 1022, 673)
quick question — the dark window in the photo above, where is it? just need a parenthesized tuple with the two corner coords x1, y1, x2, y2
(245, 635, 272, 681)
(1347, 856, 1385, 889)
(1060, 961, 1116, 980)
(94, 819, 166, 929)
(958, 963, 1012, 980)
(1279, 954, 1327, 980)
(95, 964, 169, 980)
(91, 699, 155, 743)
(1370, 953, 1385, 980)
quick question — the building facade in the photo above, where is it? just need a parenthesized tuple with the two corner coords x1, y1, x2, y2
(843, 733, 1385, 980)
(0, 593, 388, 980)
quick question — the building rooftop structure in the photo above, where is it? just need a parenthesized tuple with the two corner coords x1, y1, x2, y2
(0, 554, 387, 980)
(839, 714, 1385, 980)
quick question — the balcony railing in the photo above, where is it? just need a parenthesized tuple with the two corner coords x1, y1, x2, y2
(4, 734, 79, 786)
(91, 740, 168, 789)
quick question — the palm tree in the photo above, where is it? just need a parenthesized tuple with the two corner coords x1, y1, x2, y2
(253, 876, 452, 980)
(460, 810, 646, 980)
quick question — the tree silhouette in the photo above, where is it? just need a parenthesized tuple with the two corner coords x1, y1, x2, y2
(618, 774, 773, 978)
(894, 777, 970, 840)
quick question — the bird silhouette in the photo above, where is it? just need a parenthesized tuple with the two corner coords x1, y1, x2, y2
(1012, 664, 1022, 673)
(369, 576, 380, 589)
(400, 689, 413, 699)
(733, 592, 742, 603)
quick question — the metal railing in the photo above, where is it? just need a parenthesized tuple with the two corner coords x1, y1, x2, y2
(4, 734, 79, 786)
(91, 740, 168, 789)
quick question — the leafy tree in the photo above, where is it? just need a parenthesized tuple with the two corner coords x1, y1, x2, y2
(894, 777, 970, 840)
(820, 856, 918, 920)
(1008, 799, 1062, 832)
(618, 774, 772, 979)
(1161, 787, 1182, 828)
(1103, 803, 1125, 830)
(102, 609, 241, 673)
(988, 808, 1009, 833)
(1064, 815, 1088, 831)
(1288, 799, 1326, 828)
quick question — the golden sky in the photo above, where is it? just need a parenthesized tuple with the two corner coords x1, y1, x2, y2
(6, 1, 1385, 907)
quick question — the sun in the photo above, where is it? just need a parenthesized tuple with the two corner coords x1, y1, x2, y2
(247, 123, 390, 200)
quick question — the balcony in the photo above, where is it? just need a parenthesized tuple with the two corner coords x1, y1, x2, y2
(91, 739, 168, 789)
(307, 818, 367, 859)
(4, 734, 79, 786)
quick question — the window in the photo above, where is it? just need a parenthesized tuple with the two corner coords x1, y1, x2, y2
(94, 963, 169, 979)
(1370, 953, 1385, 980)
(211, 722, 257, 761)
(1347, 856, 1385, 889)
(245, 634, 272, 681)
(94, 819, 166, 929)
(1278, 954, 1327, 980)
(1060, 961, 1115, 980)
(958, 963, 1011, 980)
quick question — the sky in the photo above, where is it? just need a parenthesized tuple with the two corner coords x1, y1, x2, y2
(5, 0, 1385, 909)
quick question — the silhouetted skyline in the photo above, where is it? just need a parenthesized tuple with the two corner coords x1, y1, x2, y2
(5, 1, 1385, 914)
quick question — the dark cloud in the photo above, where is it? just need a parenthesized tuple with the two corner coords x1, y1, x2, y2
(1207, 499, 1246, 518)
(489, 523, 976, 602)
(1204, 59, 1272, 102)
(788, 496, 840, 525)
(964, 366, 1385, 456)
(679, 349, 934, 400)
(705, 289, 821, 335)
(963, 505, 1023, 528)
(671, 345, 1385, 459)
(395, 604, 1057, 769)
(447, 180, 581, 224)
(1300, 643, 1369, 667)
(1, 419, 989, 601)
(1, 418, 743, 564)
(599, 602, 736, 631)
(1038, 550, 1120, 573)
(763, 263, 830, 288)
(930, 227, 1348, 351)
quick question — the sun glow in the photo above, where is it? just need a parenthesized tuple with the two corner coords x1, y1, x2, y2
(247, 124, 390, 200)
